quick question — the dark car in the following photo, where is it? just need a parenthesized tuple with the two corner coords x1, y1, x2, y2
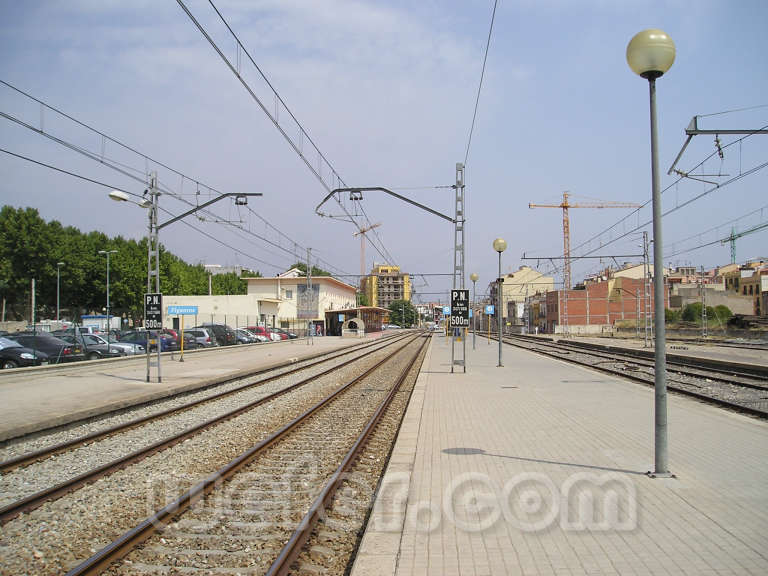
(120, 330, 179, 352)
(185, 328, 218, 348)
(57, 333, 122, 361)
(0, 336, 49, 369)
(195, 324, 237, 346)
(6, 332, 85, 364)
(179, 332, 199, 350)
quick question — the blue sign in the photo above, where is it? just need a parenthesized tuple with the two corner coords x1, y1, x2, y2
(469, 309, 473, 318)
(485, 305, 495, 315)
(443, 306, 451, 315)
(338, 314, 345, 321)
(167, 305, 198, 315)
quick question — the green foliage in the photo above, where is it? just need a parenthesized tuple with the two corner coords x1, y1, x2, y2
(289, 262, 331, 277)
(680, 302, 731, 325)
(388, 299, 417, 327)
(681, 302, 703, 322)
(712, 305, 733, 321)
(356, 291, 370, 306)
(665, 308, 681, 323)
(0, 206, 260, 322)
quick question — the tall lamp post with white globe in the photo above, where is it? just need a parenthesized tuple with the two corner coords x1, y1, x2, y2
(493, 238, 507, 367)
(627, 28, 675, 477)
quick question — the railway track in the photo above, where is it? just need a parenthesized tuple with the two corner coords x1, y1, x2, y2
(64, 333, 429, 575)
(0, 333, 427, 575)
(0, 332, 414, 522)
(0, 333, 406, 470)
(502, 334, 768, 417)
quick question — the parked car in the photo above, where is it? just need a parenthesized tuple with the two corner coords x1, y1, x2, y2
(179, 332, 199, 350)
(272, 327, 298, 339)
(58, 333, 122, 360)
(238, 327, 270, 343)
(233, 328, 254, 344)
(185, 328, 218, 348)
(195, 323, 238, 346)
(87, 334, 145, 355)
(119, 330, 179, 352)
(246, 325, 282, 342)
(5, 332, 85, 363)
(0, 336, 49, 368)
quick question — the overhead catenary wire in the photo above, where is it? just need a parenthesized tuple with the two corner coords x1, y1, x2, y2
(176, 0, 396, 269)
(0, 80, 354, 277)
(463, 0, 498, 168)
(527, 125, 768, 281)
(0, 147, 286, 271)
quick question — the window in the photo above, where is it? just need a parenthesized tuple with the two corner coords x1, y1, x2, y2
(285, 289, 293, 299)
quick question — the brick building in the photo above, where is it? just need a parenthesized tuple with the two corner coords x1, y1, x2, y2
(544, 276, 668, 334)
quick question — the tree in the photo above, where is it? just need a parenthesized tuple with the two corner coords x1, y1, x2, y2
(388, 299, 417, 327)
(0, 205, 261, 322)
(712, 305, 733, 323)
(356, 291, 370, 306)
(665, 308, 681, 323)
(289, 262, 331, 277)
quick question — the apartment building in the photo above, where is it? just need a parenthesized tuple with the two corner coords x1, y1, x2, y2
(361, 264, 411, 309)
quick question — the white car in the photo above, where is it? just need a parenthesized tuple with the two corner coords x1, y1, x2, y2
(85, 333, 145, 355)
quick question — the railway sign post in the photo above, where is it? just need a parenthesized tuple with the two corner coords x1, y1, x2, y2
(144, 293, 163, 383)
(450, 289, 469, 373)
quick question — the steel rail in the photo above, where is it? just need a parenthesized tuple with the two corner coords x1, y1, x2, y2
(501, 335, 768, 419)
(0, 334, 418, 525)
(267, 334, 429, 575)
(507, 334, 768, 387)
(0, 333, 406, 472)
(64, 334, 426, 576)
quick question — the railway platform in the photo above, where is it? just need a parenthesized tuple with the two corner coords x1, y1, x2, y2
(352, 333, 768, 576)
(0, 336, 356, 442)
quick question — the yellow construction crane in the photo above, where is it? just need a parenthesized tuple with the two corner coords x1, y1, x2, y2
(529, 192, 641, 290)
(353, 223, 381, 279)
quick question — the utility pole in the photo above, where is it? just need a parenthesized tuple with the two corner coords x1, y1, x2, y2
(147, 172, 161, 383)
(701, 265, 707, 339)
(307, 248, 313, 345)
(643, 231, 651, 347)
(452, 163, 466, 373)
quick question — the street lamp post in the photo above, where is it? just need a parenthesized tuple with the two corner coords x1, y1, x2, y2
(98, 249, 118, 350)
(109, 181, 261, 382)
(204, 264, 222, 296)
(470, 273, 478, 350)
(493, 238, 507, 367)
(627, 28, 675, 477)
(56, 262, 65, 322)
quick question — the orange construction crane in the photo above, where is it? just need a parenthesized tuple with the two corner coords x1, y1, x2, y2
(529, 192, 640, 290)
(353, 223, 381, 278)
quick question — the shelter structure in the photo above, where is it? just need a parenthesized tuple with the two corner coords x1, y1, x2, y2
(324, 306, 389, 336)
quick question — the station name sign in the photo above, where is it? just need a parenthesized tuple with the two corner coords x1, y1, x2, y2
(167, 305, 198, 315)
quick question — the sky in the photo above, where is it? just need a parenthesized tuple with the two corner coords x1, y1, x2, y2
(1, 0, 767, 304)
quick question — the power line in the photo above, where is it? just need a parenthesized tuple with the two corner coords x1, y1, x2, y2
(176, 0, 396, 268)
(463, 0, 498, 167)
(0, 79, 354, 276)
(0, 146, 286, 270)
(698, 104, 768, 118)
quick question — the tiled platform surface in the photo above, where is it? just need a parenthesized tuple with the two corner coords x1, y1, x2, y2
(352, 333, 768, 576)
